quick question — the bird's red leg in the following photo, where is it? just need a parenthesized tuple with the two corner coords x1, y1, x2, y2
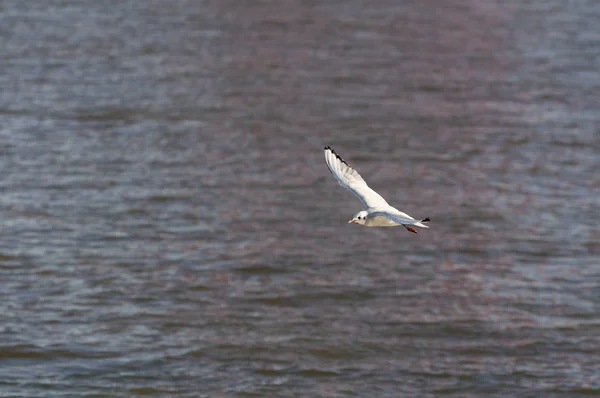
(403, 225, 418, 234)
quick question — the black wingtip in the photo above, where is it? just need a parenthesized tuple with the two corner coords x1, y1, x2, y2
(421, 217, 431, 223)
(324, 146, 349, 166)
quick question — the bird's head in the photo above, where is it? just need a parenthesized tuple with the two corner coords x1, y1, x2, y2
(348, 210, 368, 225)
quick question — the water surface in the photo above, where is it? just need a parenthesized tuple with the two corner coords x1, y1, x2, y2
(1, 0, 599, 396)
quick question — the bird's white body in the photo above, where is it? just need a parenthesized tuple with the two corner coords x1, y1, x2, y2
(363, 213, 398, 227)
(324, 146, 430, 233)
(361, 211, 415, 227)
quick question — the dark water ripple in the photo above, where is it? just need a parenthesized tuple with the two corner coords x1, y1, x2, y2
(1, 0, 600, 396)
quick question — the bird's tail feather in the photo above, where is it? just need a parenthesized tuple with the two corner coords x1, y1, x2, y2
(412, 217, 431, 228)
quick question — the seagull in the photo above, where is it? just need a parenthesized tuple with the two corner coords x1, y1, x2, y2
(324, 146, 430, 233)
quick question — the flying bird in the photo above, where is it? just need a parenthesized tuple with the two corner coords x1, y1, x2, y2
(324, 146, 430, 233)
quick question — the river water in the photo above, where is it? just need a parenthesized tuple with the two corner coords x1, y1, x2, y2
(1, 0, 599, 396)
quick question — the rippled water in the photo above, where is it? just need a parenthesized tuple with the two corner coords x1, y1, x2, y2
(1, 0, 599, 396)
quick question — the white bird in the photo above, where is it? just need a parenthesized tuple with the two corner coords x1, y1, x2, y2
(324, 146, 430, 233)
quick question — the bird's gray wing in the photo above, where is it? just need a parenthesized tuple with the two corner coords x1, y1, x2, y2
(324, 146, 389, 209)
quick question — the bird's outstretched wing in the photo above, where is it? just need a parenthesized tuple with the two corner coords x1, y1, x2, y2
(324, 146, 389, 209)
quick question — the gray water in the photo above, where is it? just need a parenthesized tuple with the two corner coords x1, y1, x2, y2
(1, 0, 599, 396)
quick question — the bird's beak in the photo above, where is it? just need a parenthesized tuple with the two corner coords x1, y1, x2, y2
(348, 218, 358, 224)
